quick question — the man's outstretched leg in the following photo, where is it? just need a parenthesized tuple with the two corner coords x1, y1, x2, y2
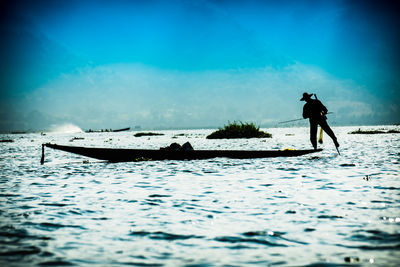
(319, 120, 339, 147)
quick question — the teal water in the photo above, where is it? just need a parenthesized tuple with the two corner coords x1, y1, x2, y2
(1, 126, 399, 266)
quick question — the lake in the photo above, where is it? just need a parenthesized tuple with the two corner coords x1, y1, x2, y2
(1, 125, 399, 266)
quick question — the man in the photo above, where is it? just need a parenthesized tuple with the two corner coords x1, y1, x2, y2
(300, 92, 339, 150)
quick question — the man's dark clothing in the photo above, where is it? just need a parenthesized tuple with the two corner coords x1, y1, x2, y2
(302, 99, 338, 149)
(302, 99, 327, 120)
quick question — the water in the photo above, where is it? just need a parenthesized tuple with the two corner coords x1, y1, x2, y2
(1, 126, 399, 266)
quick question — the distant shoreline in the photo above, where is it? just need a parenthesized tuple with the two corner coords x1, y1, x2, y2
(1, 123, 399, 134)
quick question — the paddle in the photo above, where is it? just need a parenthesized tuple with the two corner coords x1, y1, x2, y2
(318, 127, 323, 144)
(40, 144, 45, 164)
(335, 145, 341, 155)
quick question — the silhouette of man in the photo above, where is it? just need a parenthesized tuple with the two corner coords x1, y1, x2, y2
(300, 92, 339, 150)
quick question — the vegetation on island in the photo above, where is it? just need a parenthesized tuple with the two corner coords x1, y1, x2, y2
(206, 121, 272, 139)
(134, 132, 165, 137)
(348, 128, 400, 134)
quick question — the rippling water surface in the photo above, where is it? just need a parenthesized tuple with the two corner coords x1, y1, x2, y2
(1, 126, 399, 266)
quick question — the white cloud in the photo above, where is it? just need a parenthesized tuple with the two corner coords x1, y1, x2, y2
(328, 100, 374, 118)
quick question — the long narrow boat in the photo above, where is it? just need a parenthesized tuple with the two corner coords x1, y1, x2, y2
(111, 127, 131, 132)
(85, 127, 130, 133)
(41, 143, 322, 163)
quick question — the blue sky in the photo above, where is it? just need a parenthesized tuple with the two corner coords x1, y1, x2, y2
(0, 0, 399, 131)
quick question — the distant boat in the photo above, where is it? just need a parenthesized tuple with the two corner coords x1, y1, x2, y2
(41, 143, 322, 163)
(11, 131, 27, 134)
(111, 127, 131, 132)
(0, 139, 14, 143)
(85, 127, 130, 133)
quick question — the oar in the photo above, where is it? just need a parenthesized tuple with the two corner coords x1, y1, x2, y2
(318, 127, 323, 144)
(41, 144, 45, 164)
(335, 146, 341, 155)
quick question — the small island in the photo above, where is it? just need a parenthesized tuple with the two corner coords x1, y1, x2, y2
(134, 132, 165, 137)
(206, 121, 272, 139)
(348, 128, 400, 134)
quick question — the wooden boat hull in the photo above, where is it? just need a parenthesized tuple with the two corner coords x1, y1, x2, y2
(42, 143, 322, 163)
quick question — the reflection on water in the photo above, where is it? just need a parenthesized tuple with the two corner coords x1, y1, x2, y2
(1, 126, 399, 266)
